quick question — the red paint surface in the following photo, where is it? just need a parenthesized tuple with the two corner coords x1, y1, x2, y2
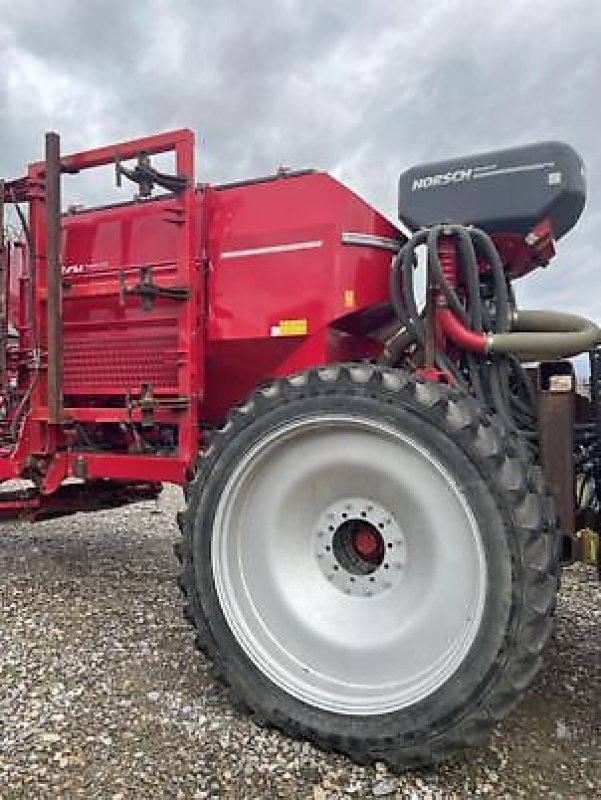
(0, 130, 399, 494)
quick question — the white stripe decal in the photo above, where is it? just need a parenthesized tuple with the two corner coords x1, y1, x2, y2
(473, 161, 555, 179)
(221, 240, 323, 259)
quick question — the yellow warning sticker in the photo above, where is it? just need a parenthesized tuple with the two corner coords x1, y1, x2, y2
(343, 289, 355, 309)
(270, 318, 308, 337)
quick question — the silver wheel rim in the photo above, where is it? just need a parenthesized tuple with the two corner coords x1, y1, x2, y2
(212, 415, 487, 715)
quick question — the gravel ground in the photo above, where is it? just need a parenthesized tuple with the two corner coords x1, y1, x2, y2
(0, 485, 599, 799)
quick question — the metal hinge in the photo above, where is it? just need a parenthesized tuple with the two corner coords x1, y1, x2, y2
(119, 266, 189, 310)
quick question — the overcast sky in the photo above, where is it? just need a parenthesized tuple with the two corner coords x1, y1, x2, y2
(1, 0, 600, 321)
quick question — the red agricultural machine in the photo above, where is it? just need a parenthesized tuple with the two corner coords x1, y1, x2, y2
(1, 129, 599, 768)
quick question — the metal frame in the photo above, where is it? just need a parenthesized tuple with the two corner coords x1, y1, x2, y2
(0, 129, 199, 492)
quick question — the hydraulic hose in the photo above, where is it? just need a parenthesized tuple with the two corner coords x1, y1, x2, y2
(426, 226, 471, 325)
(388, 221, 600, 452)
(379, 324, 418, 366)
(386, 221, 600, 451)
(437, 309, 486, 352)
(469, 227, 510, 332)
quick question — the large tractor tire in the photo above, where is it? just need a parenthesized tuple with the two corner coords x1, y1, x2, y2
(176, 365, 559, 769)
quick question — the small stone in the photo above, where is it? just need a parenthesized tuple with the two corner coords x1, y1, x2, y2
(372, 780, 396, 797)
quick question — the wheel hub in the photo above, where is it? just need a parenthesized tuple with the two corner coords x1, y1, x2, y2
(350, 524, 383, 563)
(314, 497, 406, 597)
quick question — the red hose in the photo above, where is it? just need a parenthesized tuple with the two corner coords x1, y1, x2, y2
(437, 308, 486, 353)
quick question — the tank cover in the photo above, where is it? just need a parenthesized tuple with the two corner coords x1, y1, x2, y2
(398, 141, 586, 239)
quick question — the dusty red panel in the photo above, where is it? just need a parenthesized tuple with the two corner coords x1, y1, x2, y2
(63, 329, 179, 394)
(206, 172, 396, 341)
(203, 172, 399, 421)
(60, 199, 186, 399)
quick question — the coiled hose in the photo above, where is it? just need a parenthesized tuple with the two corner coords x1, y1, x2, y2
(386, 223, 601, 441)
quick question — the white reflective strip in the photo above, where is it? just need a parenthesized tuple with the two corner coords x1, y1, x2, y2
(473, 161, 555, 179)
(221, 240, 323, 259)
(341, 232, 402, 252)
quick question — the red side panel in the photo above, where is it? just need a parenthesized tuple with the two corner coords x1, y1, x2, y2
(204, 172, 400, 422)
(61, 200, 183, 397)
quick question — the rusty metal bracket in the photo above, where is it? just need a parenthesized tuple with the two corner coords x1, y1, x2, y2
(536, 360, 576, 557)
(118, 266, 189, 311)
(45, 132, 64, 425)
(125, 384, 190, 432)
(115, 151, 189, 198)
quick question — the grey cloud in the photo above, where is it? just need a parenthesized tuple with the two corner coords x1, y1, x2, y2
(0, 0, 599, 319)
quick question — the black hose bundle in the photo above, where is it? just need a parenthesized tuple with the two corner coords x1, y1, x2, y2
(388, 224, 538, 442)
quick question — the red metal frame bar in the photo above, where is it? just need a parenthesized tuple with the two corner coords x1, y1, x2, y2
(28, 128, 195, 174)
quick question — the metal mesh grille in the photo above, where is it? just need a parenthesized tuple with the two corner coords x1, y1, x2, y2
(63, 332, 179, 393)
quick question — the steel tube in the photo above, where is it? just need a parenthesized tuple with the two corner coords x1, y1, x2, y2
(488, 310, 601, 359)
(45, 131, 63, 424)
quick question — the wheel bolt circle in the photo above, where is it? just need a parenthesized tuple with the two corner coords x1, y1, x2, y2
(314, 497, 405, 598)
